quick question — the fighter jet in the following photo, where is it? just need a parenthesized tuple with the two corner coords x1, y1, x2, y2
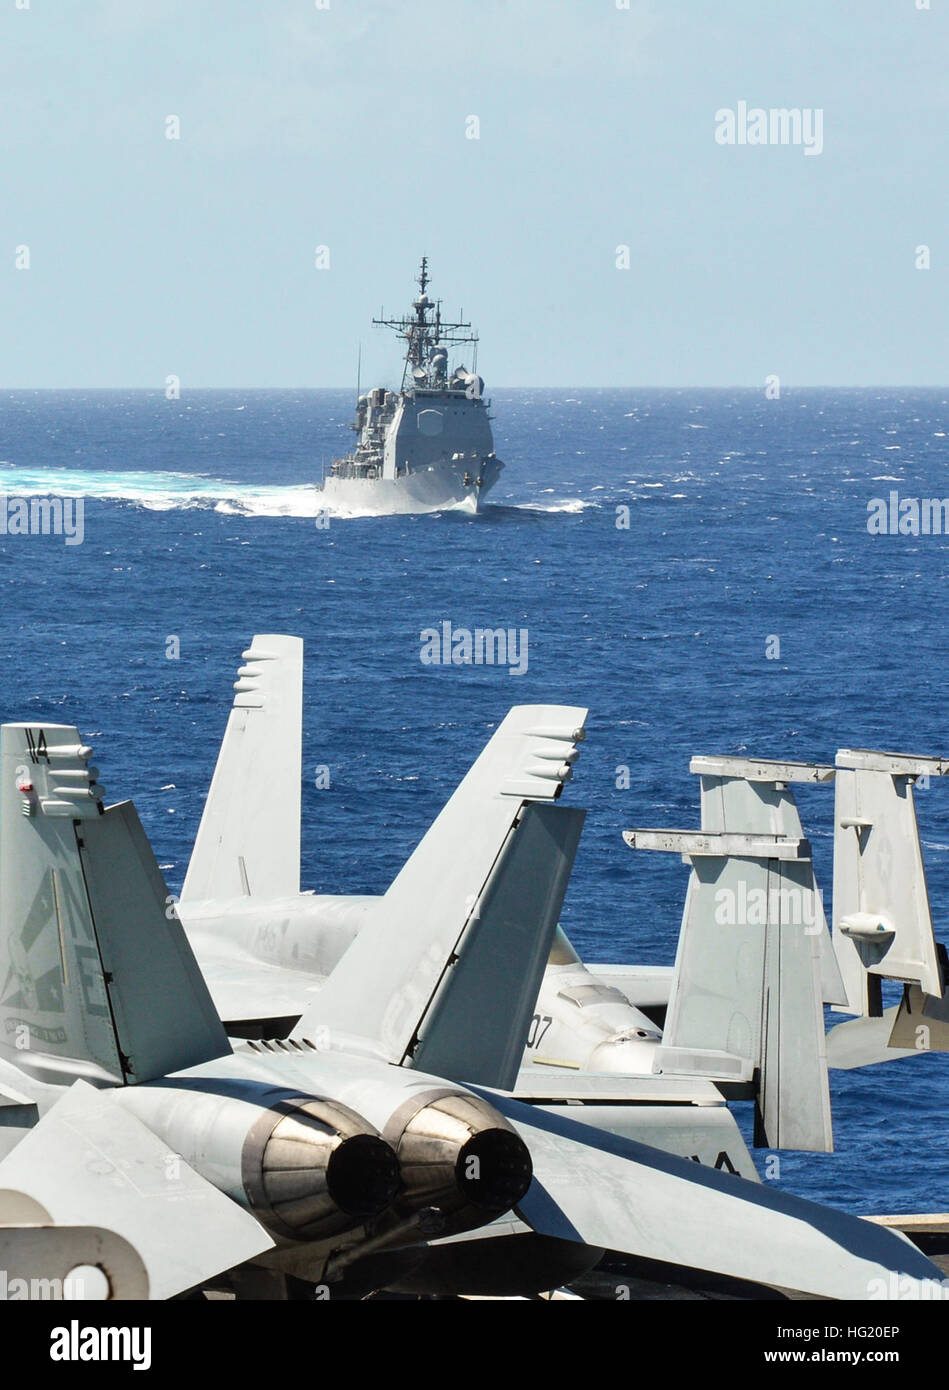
(0, 718, 942, 1299)
(623, 749, 949, 1078)
(177, 638, 945, 1172)
(593, 750, 949, 1152)
(177, 638, 761, 1175)
(177, 635, 660, 1061)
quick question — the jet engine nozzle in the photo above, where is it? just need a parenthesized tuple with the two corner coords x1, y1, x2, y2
(388, 1092, 532, 1236)
(243, 1098, 400, 1241)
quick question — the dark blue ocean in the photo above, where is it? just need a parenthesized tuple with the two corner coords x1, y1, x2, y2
(2, 386, 948, 1217)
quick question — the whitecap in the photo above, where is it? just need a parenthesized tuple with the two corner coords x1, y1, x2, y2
(513, 498, 593, 514)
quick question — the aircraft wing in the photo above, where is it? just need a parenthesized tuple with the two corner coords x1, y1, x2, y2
(585, 965, 673, 1011)
(480, 1091, 945, 1300)
(296, 706, 587, 1091)
(0, 1081, 273, 1300)
(190, 944, 323, 1027)
(182, 636, 303, 903)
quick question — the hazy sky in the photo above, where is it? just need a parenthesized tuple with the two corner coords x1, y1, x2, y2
(1, 0, 946, 388)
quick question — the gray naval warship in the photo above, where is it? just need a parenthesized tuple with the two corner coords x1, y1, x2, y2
(321, 259, 504, 514)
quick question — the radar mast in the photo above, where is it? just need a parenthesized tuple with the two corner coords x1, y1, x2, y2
(372, 258, 479, 391)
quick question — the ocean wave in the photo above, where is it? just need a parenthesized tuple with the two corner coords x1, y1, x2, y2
(509, 498, 594, 513)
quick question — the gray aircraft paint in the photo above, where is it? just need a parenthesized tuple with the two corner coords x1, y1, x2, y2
(1, 715, 944, 1298)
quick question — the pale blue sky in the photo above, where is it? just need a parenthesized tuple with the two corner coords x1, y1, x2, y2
(1, 0, 946, 387)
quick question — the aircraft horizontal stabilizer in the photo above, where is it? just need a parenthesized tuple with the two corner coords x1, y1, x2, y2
(888, 981, 949, 1051)
(0, 1081, 273, 1300)
(825, 1011, 916, 1069)
(483, 1092, 945, 1300)
(295, 706, 587, 1087)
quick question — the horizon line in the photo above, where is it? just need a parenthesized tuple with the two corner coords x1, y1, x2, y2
(0, 383, 947, 394)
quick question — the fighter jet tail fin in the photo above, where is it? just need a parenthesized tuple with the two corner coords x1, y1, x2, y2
(831, 751, 946, 1016)
(691, 755, 845, 1006)
(295, 706, 587, 1091)
(181, 635, 303, 904)
(625, 827, 834, 1152)
(0, 724, 229, 1085)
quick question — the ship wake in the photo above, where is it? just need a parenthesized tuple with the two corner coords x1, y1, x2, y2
(0, 465, 378, 518)
(0, 466, 594, 520)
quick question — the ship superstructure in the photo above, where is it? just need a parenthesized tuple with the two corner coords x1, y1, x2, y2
(321, 260, 504, 514)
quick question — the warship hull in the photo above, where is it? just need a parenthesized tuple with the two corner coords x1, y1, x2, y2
(321, 451, 503, 515)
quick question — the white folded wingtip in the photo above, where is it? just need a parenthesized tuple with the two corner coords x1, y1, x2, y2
(182, 635, 303, 904)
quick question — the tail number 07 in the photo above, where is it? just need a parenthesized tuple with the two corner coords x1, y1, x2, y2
(526, 1014, 553, 1049)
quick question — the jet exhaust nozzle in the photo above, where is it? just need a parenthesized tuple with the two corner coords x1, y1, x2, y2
(387, 1092, 533, 1236)
(243, 1098, 401, 1241)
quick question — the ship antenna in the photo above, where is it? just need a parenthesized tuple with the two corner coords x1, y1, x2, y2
(418, 256, 429, 296)
(356, 342, 362, 402)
